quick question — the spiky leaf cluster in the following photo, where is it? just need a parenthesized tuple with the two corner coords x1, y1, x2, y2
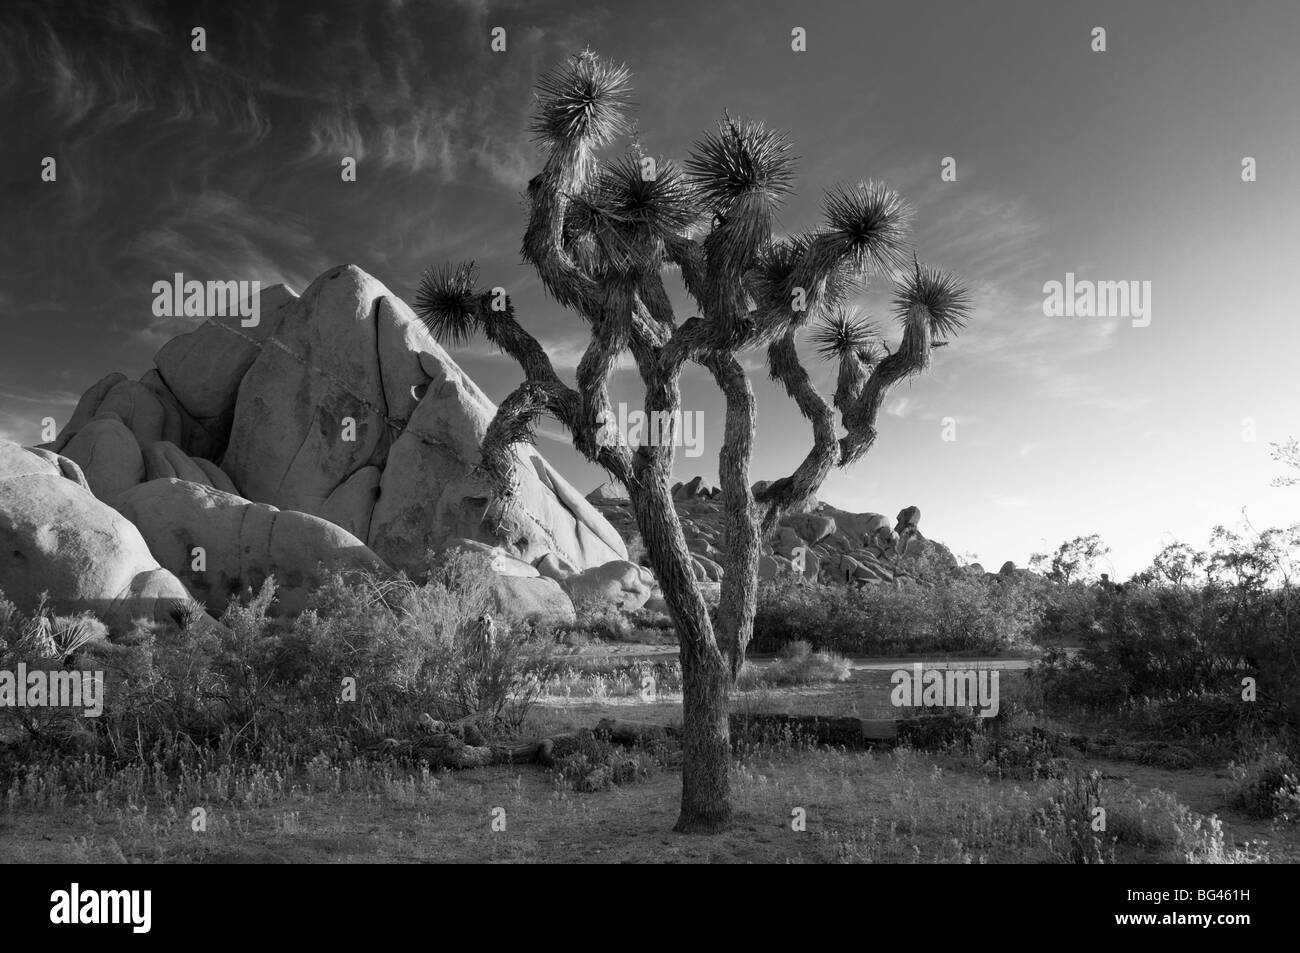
(566, 154, 702, 276)
(808, 307, 880, 362)
(819, 181, 913, 274)
(531, 51, 633, 147)
(892, 261, 973, 340)
(415, 261, 483, 346)
(685, 117, 797, 213)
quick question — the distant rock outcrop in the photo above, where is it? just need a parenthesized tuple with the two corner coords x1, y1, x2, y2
(586, 474, 968, 590)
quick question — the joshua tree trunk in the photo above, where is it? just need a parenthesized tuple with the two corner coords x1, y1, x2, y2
(626, 472, 733, 831)
(628, 500, 731, 837)
(704, 352, 760, 678)
(675, 631, 733, 831)
(417, 51, 971, 834)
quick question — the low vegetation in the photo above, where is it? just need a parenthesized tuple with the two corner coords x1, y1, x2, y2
(3, 520, 1299, 860)
(752, 554, 1040, 656)
(735, 640, 852, 689)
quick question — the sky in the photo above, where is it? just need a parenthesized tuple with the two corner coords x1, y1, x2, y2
(2, 0, 1298, 576)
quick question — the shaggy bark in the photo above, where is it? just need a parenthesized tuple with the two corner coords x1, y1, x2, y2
(702, 352, 759, 679)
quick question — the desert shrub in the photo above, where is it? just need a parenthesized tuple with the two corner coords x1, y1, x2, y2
(1024, 580, 1105, 646)
(549, 597, 675, 647)
(1099, 783, 1266, 863)
(1035, 769, 1112, 864)
(548, 727, 662, 792)
(1228, 745, 1300, 822)
(561, 596, 633, 642)
(0, 553, 554, 785)
(540, 656, 682, 699)
(1031, 523, 1300, 736)
(735, 641, 851, 689)
(751, 572, 1039, 656)
(1035, 579, 1300, 733)
(0, 592, 111, 747)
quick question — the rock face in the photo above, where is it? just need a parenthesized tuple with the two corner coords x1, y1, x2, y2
(37, 265, 626, 606)
(153, 284, 296, 458)
(217, 266, 625, 575)
(0, 442, 191, 627)
(115, 478, 389, 615)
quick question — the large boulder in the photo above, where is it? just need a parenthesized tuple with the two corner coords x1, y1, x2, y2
(758, 553, 794, 581)
(693, 554, 724, 582)
(92, 378, 185, 450)
(486, 575, 575, 625)
(898, 534, 925, 559)
(152, 283, 296, 458)
(818, 506, 889, 545)
(59, 414, 145, 506)
(142, 440, 239, 495)
(534, 552, 579, 582)
(561, 559, 656, 612)
(219, 265, 625, 576)
(673, 476, 705, 501)
(115, 478, 389, 615)
(47, 373, 128, 454)
(782, 512, 836, 544)
(923, 539, 959, 571)
(0, 442, 191, 628)
(771, 525, 804, 558)
(895, 505, 922, 534)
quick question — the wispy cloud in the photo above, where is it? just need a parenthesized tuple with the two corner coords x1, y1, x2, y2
(885, 397, 914, 418)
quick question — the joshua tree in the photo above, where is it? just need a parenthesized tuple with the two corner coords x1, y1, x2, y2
(415, 51, 971, 833)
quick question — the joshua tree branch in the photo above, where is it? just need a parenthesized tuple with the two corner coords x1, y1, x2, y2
(837, 305, 932, 465)
(664, 233, 708, 308)
(700, 350, 759, 676)
(574, 283, 635, 465)
(754, 330, 839, 532)
(522, 153, 601, 319)
(473, 298, 634, 483)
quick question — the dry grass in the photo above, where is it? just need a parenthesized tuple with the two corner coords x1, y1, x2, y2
(1, 739, 1283, 863)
